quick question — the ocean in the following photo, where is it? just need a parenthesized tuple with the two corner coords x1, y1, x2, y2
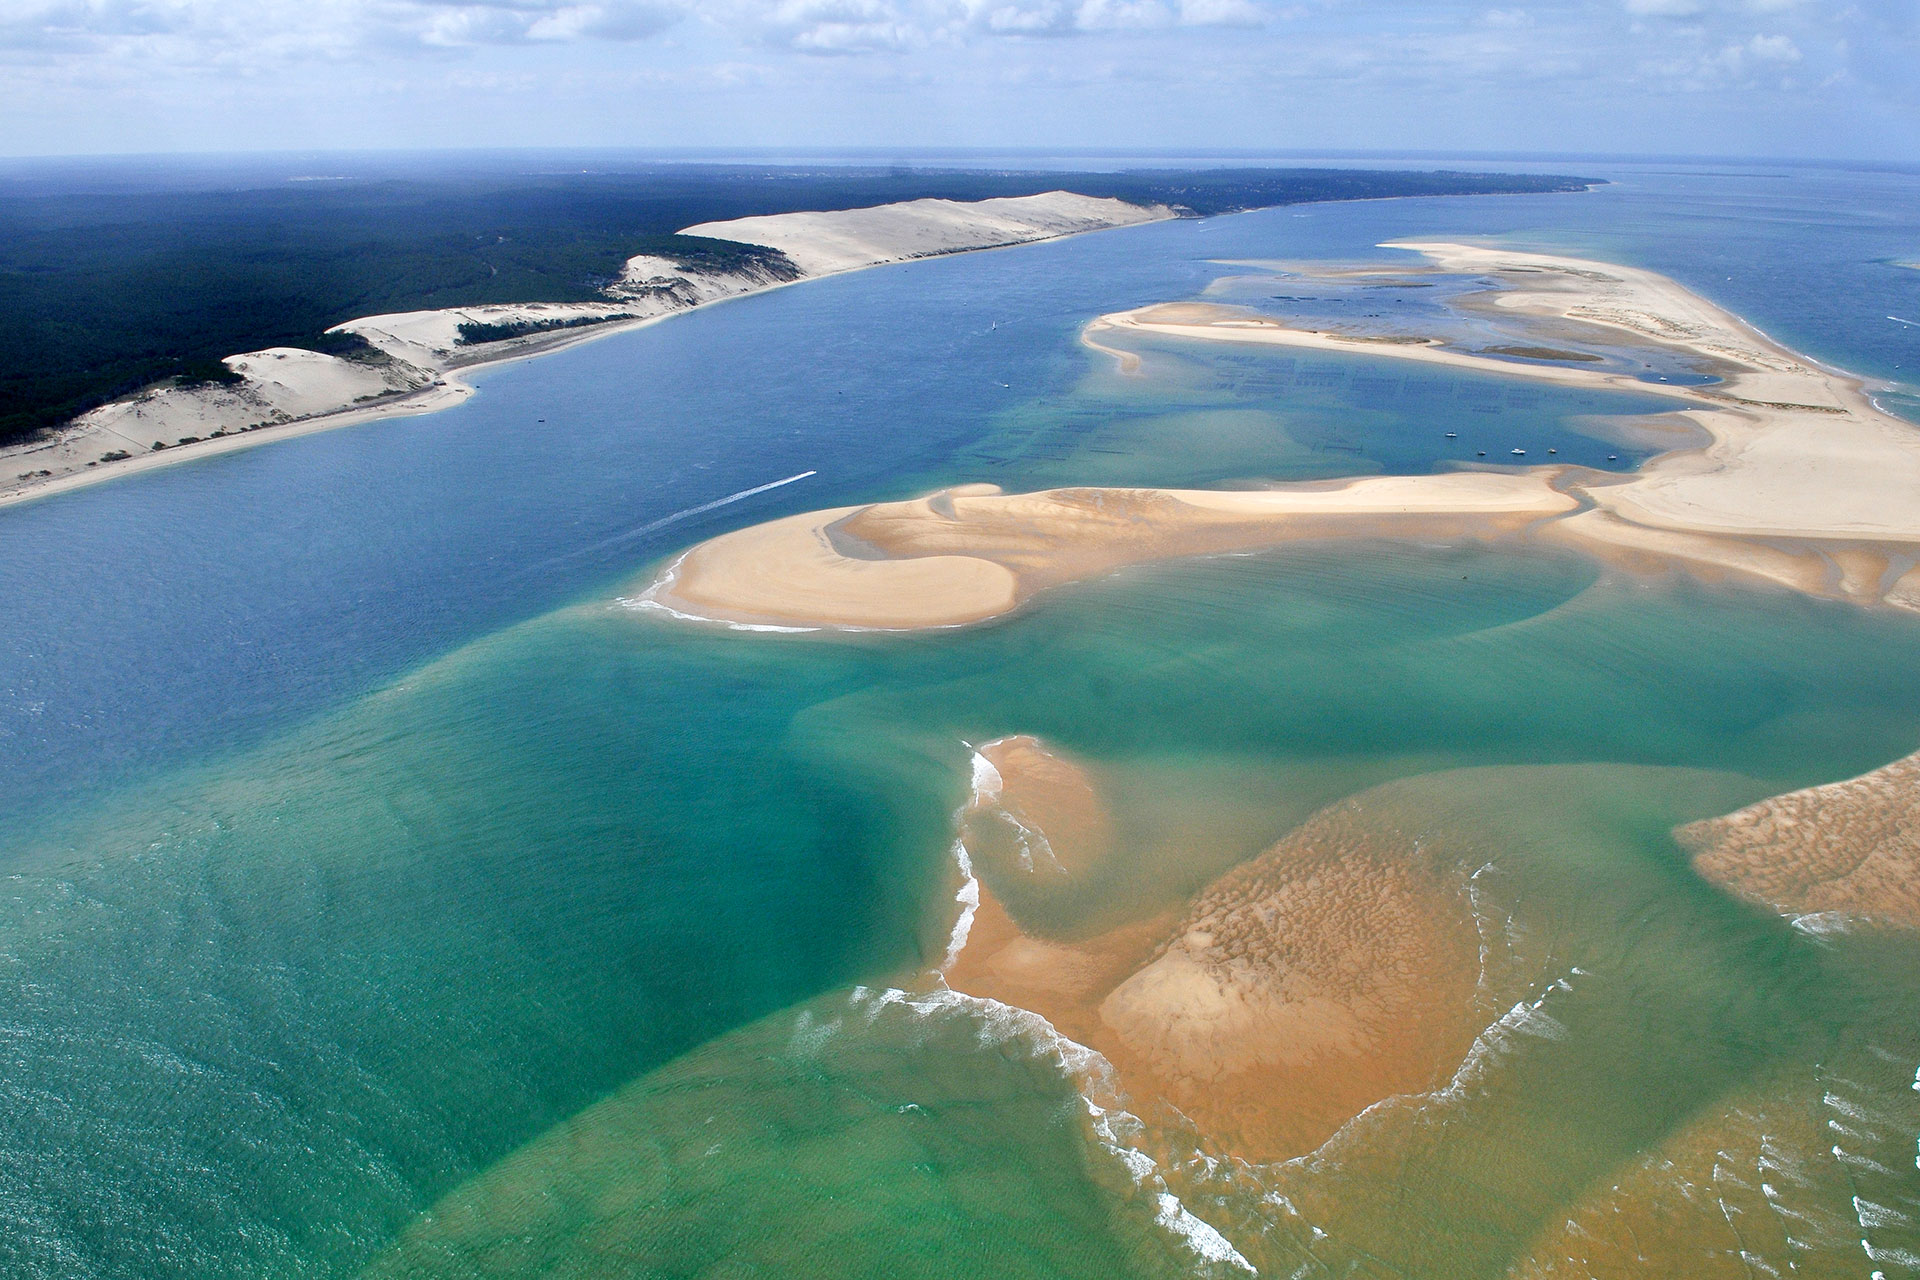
(2, 159, 1918, 1277)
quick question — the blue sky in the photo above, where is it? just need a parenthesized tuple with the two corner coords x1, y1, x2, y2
(0, 0, 1913, 160)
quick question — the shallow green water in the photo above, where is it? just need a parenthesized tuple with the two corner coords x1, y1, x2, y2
(12, 539, 1920, 1277)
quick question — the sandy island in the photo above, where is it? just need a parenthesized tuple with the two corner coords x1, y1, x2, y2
(645, 241, 1920, 629)
(1, 192, 1169, 509)
(641, 471, 1577, 630)
(940, 735, 1920, 1278)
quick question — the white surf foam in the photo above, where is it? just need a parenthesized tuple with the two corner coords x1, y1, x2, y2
(935, 745, 1003, 975)
(624, 593, 822, 633)
(1280, 967, 1586, 1177)
(846, 983, 1255, 1275)
(912, 741, 1257, 1275)
(941, 837, 981, 976)
(968, 748, 1004, 804)
(1789, 911, 1855, 938)
(619, 550, 823, 633)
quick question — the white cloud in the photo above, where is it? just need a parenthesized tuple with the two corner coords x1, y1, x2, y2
(0, 0, 688, 56)
(1480, 8, 1530, 28)
(1176, 0, 1262, 26)
(738, 0, 1263, 53)
(1073, 0, 1177, 30)
(754, 0, 924, 50)
(412, 0, 689, 45)
(0, 0, 1909, 166)
(526, 3, 686, 40)
(1625, 0, 1807, 12)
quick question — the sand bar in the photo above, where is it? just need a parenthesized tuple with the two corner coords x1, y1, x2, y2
(944, 737, 1494, 1164)
(649, 242, 1920, 628)
(645, 471, 1578, 630)
(1677, 749, 1920, 930)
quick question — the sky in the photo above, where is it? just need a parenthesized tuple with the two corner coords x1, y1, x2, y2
(0, 0, 1913, 161)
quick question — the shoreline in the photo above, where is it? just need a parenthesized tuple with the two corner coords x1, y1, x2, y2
(644, 241, 1920, 630)
(0, 282, 733, 513)
(0, 192, 1171, 512)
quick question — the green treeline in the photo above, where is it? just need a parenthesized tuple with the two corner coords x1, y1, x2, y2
(0, 164, 1595, 446)
(454, 313, 638, 346)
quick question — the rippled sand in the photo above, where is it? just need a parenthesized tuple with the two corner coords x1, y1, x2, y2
(1510, 1068, 1854, 1280)
(940, 740, 1920, 1275)
(1678, 748, 1920, 929)
(1095, 796, 1485, 1159)
(948, 737, 1489, 1162)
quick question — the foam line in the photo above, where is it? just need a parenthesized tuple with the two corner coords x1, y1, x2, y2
(610, 470, 818, 548)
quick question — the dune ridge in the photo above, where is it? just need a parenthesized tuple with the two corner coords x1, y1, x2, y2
(2, 192, 1168, 508)
(682, 192, 1170, 277)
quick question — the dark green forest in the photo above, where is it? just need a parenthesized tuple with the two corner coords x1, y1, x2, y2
(0, 163, 1595, 445)
(455, 314, 639, 346)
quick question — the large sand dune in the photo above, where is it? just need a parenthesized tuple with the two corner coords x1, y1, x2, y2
(681, 192, 1170, 277)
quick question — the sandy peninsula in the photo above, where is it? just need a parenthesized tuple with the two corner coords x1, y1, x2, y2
(646, 242, 1920, 628)
(1, 192, 1170, 509)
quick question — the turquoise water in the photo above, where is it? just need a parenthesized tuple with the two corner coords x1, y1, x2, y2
(4, 161, 1920, 1277)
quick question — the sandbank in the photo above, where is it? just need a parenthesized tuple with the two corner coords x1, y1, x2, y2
(1510, 1064, 1859, 1280)
(647, 242, 1920, 628)
(943, 737, 1490, 1164)
(646, 471, 1578, 630)
(1677, 748, 1920, 930)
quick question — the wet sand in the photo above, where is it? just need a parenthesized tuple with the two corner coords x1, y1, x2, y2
(1678, 748, 1920, 930)
(1093, 243, 1920, 608)
(1508, 1067, 1856, 1280)
(945, 737, 1488, 1164)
